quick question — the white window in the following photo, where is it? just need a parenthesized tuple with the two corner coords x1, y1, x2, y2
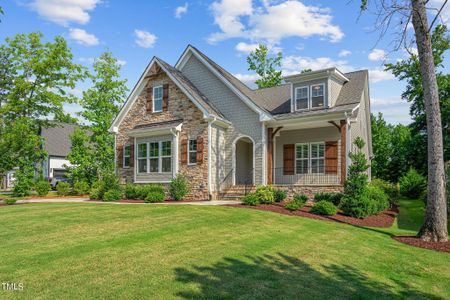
(295, 144, 309, 174)
(310, 142, 325, 173)
(295, 87, 309, 110)
(311, 84, 325, 108)
(153, 85, 163, 112)
(188, 139, 197, 165)
(123, 144, 131, 168)
(137, 140, 172, 174)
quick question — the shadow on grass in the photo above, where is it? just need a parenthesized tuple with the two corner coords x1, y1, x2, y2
(174, 253, 443, 299)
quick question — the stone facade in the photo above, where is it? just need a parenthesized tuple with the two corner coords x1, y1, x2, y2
(116, 69, 210, 200)
(274, 185, 344, 201)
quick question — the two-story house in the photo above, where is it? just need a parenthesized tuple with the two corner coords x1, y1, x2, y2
(109, 45, 372, 200)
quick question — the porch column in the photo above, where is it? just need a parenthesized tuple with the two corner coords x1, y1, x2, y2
(267, 128, 273, 185)
(340, 120, 347, 184)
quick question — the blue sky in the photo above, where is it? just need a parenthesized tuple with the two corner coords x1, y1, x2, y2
(2, 0, 449, 124)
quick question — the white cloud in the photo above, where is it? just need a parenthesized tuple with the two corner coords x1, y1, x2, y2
(338, 50, 351, 57)
(29, 0, 100, 26)
(69, 28, 99, 46)
(209, 0, 343, 44)
(117, 59, 127, 66)
(371, 96, 411, 124)
(429, 0, 450, 26)
(175, 2, 189, 18)
(79, 57, 95, 64)
(282, 55, 353, 74)
(234, 73, 260, 87)
(369, 67, 395, 83)
(235, 42, 259, 54)
(134, 30, 157, 48)
(368, 48, 387, 61)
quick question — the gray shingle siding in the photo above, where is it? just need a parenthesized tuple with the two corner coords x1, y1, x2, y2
(181, 55, 264, 185)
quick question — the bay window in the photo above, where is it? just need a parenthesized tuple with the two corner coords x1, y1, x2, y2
(123, 144, 131, 168)
(138, 143, 148, 173)
(137, 140, 172, 174)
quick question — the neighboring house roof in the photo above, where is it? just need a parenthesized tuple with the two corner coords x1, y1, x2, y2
(40, 122, 78, 157)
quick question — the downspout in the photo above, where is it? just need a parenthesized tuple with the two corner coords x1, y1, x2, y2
(207, 116, 217, 200)
(170, 128, 179, 178)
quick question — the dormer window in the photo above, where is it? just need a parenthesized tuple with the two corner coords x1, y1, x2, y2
(294, 83, 325, 110)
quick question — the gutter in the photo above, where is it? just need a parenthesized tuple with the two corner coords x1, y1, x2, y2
(207, 116, 219, 199)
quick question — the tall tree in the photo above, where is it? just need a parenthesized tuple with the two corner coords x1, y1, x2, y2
(371, 112, 393, 180)
(361, 0, 448, 242)
(247, 44, 283, 89)
(68, 51, 127, 181)
(0, 32, 84, 194)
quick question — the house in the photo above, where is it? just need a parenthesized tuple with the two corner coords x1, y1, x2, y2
(109, 45, 372, 200)
(1, 122, 76, 190)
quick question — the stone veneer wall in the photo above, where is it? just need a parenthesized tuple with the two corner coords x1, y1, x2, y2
(273, 185, 344, 200)
(116, 70, 210, 200)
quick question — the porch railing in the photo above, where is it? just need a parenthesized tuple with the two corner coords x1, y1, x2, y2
(272, 167, 340, 185)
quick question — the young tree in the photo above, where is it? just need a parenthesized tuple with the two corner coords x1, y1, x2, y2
(361, 0, 448, 242)
(371, 113, 393, 180)
(247, 44, 283, 89)
(68, 52, 127, 181)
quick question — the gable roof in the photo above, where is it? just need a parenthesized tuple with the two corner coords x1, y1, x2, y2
(40, 122, 78, 157)
(334, 70, 368, 106)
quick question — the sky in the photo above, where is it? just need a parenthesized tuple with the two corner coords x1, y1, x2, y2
(2, 0, 449, 125)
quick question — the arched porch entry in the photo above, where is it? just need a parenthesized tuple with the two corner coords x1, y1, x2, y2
(232, 136, 254, 185)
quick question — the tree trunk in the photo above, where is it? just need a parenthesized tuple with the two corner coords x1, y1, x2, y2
(411, 0, 448, 242)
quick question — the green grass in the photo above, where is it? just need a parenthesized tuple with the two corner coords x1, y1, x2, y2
(0, 200, 449, 299)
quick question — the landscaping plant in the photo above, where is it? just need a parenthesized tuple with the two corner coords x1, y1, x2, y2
(73, 181, 90, 195)
(4, 198, 17, 205)
(314, 192, 343, 206)
(35, 180, 51, 196)
(242, 193, 259, 206)
(273, 189, 287, 202)
(124, 183, 138, 199)
(399, 168, 427, 199)
(144, 191, 165, 203)
(255, 186, 275, 204)
(370, 178, 399, 205)
(311, 201, 337, 216)
(284, 194, 307, 211)
(169, 174, 189, 200)
(136, 184, 165, 200)
(56, 182, 70, 196)
(103, 189, 123, 202)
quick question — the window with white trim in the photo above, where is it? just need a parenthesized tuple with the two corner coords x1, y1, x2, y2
(295, 144, 309, 174)
(295, 87, 309, 110)
(310, 142, 325, 173)
(188, 139, 197, 165)
(123, 144, 130, 168)
(311, 84, 325, 108)
(153, 86, 163, 112)
(137, 140, 172, 174)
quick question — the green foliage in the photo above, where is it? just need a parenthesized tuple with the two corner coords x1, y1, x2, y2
(314, 192, 343, 206)
(344, 137, 369, 198)
(4, 198, 17, 205)
(399, 168, 427, 199)
(311, 201, 337, 216)
(12, 166, 34, 197)
(144, 191, 165, 203)
(135, 184, 165, 200)
(247, 44, 283, 88)
(273, 189, 287, 202)
(67, 127, 96, 185)
(370, 178, 399, 205)
(242, 193, 260, 206)
(73, 181, 90, 195)
(89, 188, 101, 200)
(169, 174, 190, 200)
(340, 186, 389, 218)
(102, 189, 123, 202)
(284, 195, 307, 211)
(35, 180, 50, 196)
(56, 182, 70, 196)
(255, 186, 275, 204)
(124, 183, 138, 199)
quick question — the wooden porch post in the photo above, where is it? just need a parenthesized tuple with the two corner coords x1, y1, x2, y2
(340, 120, 347, 184)
(267, 128, 273, 185)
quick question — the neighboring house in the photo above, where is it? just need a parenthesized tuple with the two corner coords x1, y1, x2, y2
(1, 122, 76, 190)
(110, 45, 372, 200)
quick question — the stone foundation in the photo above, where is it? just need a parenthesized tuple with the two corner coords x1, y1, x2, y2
(273, 185, 343, 200)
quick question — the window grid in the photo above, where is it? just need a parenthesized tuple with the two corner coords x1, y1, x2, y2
(294, 142, 325, 175)
(136, 140, 172, 174)
(188, 139, 197, 165)
(153, 85, 163, 112)
(123, 144, 131, 168)
(294, 83, 325, 111)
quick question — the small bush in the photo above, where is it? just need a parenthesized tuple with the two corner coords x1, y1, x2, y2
(35, 180, 51, 196)
(370, 178, 399, 205)
(169, 174, 190, 200)
(56, 182, 70, 196)
(73, 181, 90, 195)
(242, 193, 259, 206)
(340, 186, 389, 218)
(311, 200, 337, 215)
(284, 195, 307, 211)
(102, 189, 123, 202)
(399, 168, 426, 199)
(136, 184, 165, 200)
(255, 186, 275, 204)
(293, 194, 308, 203)
(124, 183, 138, 199)
(89, 188, 101, 200)
(4, 198, 18, 205)
(314, 192, 343, 206)
(144, 191, 165, 203)
(273, 189, 287, 202)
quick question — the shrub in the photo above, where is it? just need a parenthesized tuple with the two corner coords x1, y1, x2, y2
(340, 186, 389, 218)
(136, 184, 165, 200)
(273, 189, 287, 202)
(314, 192, 343, 206)
(144, 191, 165, 203)
(284, 195, 307, 211)
(311, 200, 337, 215)
(255, 186, 275, 204)
(35, 180, 50, 196)
(102, 189, 123, 202)
(56, 182, 70, 196)
(73, 181, 90, 195)
(124, 183, 138, 199)
(169, 174, 190, 200)
(4, 198, 18, 205)
(242, 193, 259, 206)
(89, 188, 101, 200)
(344, 137, 370, 198)
(399, 168, 426, 199)
(370, 178, 399, 205)
(12, 169, 33, 197)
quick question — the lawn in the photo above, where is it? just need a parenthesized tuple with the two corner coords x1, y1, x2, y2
(0, 200, 449, 299)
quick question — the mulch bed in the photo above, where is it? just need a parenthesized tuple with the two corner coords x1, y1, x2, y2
(392, 236, 450, 253)
(226, 202, 398, 228)
(86, 199, 209, 203)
